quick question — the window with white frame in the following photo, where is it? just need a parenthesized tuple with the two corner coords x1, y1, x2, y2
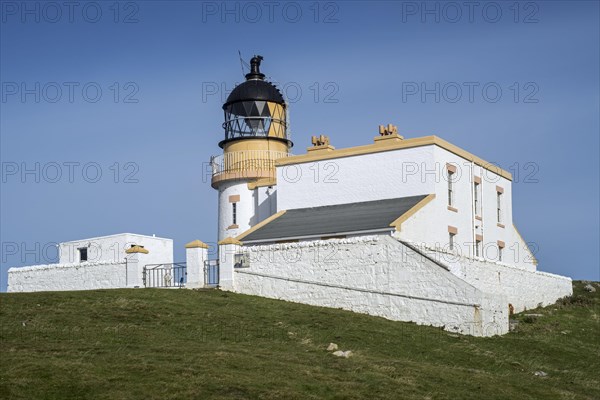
(496, 191, 503, 223)
(498, 241, 505, 262)
(447, 170, 454, 207)
(474, 181, 480, 216)
(475, 240, 481, 257)
(449, 233, 455, 250)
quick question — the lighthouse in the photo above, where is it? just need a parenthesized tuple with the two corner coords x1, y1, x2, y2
(211, 56, 292, 241)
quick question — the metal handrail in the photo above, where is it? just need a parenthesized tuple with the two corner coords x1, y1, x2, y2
(144, 262, 187, 270)
(210, 150, 290, 176)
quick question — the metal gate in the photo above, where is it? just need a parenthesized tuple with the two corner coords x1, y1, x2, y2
(143, 263, 187, 288)
(204, 260, 219, 287)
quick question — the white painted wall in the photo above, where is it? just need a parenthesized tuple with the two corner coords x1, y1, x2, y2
(273, 142, 534, 270)
(185, 246, 208, 289)
(254, 185, 277, 225)
(395, 146, 535, 269)
(8, 260, 129, 292)
(217, 181, 254, 241)
(217, 181, 278, 242)
(59, 233, 173, 266)
(411, 243, 572, 313)
(276, 145, 436, 210)
(232, 235, 508, 337)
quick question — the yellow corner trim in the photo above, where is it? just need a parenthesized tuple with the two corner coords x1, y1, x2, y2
(125, 245, 149, 254)
(248, 178, 277, 190)
(275, 135, 512, 181)
(236, 210, 287, 241)
(218, 237, 242, 246)
(513, 224, 538, 265)
(185, 240, 209, 249)
(390, 194, 436, 230)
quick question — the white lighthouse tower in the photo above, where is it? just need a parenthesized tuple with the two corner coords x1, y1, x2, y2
(211, 56, 292, 241)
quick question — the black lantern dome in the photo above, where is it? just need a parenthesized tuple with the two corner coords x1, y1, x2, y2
(220, 56, 291, 148)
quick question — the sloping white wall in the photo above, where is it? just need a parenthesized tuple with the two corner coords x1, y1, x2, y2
(233, 235, 508, 337)
(411, 243, 572, 313)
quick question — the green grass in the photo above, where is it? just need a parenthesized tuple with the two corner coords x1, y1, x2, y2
(1, 281, 599, 400)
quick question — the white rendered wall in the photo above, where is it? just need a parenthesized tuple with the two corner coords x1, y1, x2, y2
(254, 185, 277, 224)
(233, 235, 508, 337)
(274, 143, 534, 269)
(412, 244, 572, 313)
(217, 181, 255, 241)
(8, 260, 129, 292)
(185, 246, 208, 289)
(59, 233, 173, 266)
(276, 145, 436, 210)
(386, 145, 536, 270)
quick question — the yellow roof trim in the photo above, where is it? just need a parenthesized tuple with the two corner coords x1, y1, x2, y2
(512, 223, 538, 265)
(390, 194, 436, 231)
(247, 178, 277, 190)
(125, 245, 149, 254)
(185, 240, 209, 249)
(218, 237, 243, 246)
(275, 135, 512, 181)
(236, 210, 287, 241)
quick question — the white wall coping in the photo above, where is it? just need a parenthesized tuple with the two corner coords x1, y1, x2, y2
(8, 260, 126, 273)
(402, 239, 572, 283)
(60, 232, 173, 245)
(243, 235, 383, 252)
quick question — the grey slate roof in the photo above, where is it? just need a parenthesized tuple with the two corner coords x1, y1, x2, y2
(241, 195, 428, 242)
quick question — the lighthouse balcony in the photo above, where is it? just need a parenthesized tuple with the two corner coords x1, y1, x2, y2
(210, 150, 290, 187)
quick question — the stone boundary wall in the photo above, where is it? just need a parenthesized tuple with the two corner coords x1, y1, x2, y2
(412, 243, 573, 313)
(7, 261, 128, 292)
(234, 235, 508, 337)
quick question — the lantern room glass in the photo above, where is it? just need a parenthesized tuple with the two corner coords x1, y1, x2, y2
(223, 100, 286, 141)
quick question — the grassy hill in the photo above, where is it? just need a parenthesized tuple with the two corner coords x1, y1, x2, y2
(1, 281, 598, 400)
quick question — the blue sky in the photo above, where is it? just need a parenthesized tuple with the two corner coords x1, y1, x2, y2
(1, 1, 598, 290)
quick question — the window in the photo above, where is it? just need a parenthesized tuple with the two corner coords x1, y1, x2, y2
(232, 202, 237, 225)
(474, 182, 480, 216)
(475, 240, 481, 257)
(497, 241, 505, 262)
(448, 226, 458, 251)
(496, 191, 503, 223)
(447, 170, 454, 206)
(78, 247, 87, 262)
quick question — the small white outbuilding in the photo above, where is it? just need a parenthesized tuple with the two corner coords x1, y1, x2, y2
(8, 233, 173, 292)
